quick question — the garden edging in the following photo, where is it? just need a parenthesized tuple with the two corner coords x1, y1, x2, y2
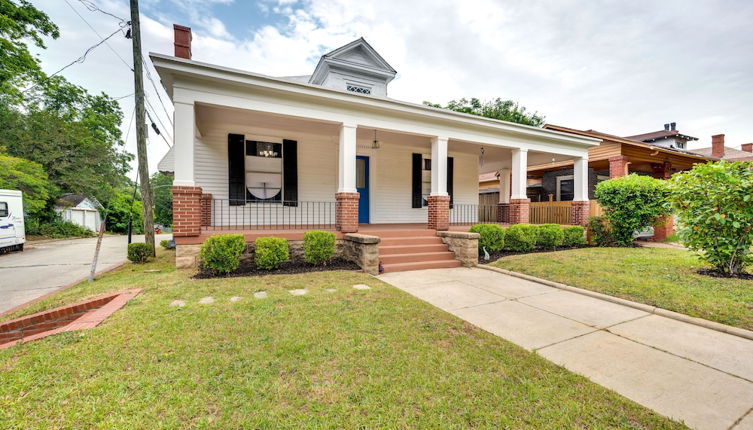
(477, 264, 753, 341)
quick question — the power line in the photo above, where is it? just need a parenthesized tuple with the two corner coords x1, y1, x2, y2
(64, 0, 133, 72)
(145, 96, 173, 140)
(142, 54, 174, 124)
(145, 108, 173, 149)
(114, 92, 134, 100)
(77, 0, 128, 24)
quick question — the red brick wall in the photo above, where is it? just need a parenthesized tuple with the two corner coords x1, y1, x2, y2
(427, 195, 450, 230)
(570, 201, 590, 226)
(608, 155, 630, 178)
(497, 203, 510, 223)
(172, 186, 202, 237)
(508, 198, 530, 224)
(335, 192, 359, 233)
(199, 193, 212, 227)
(651, 215, 674, 242)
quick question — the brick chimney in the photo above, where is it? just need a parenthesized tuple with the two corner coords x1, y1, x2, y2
(711, 134, 725, 158)
(742, 143, 753, 153)
(173, 24, 192, 59)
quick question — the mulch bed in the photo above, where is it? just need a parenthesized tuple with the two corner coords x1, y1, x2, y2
(697, 269, 753, 280)
(480, 245, 593, 263)
(194, 257, 360, 279)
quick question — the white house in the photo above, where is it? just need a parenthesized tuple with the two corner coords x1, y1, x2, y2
(154, 26, 599, 271)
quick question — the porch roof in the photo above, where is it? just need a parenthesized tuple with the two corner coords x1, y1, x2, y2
(150, 52, 600, 152)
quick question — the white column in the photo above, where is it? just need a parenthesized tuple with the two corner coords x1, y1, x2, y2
(498, 168, 511, 204)
(574, 155, 589, 201)
(510, 148, 528, 200)
(173, 101, 195, 186)
(338, 123, 357, 193)
(430, 136, 448, 196)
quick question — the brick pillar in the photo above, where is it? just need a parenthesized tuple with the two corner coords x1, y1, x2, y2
(508, 198, 530, 224)
(336, 192, 359, 233)
(570, 201, 590, 226)
(427, 195, 450, 231)
(608, 155, 630, 178)
(496, 203, 510, 223)
(172, 186, 202, 237)
(651, 215, 674, 242)
(199, 193, 212, 227)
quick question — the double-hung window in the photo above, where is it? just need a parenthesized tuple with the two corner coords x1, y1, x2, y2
(245, 140, 283, 202)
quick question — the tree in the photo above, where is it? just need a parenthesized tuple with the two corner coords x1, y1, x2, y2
(595, 174, 671, 246)
(104, 188, 143, 234)
(150, 172, 173, 227)
(424, 97, 545, 127)
(0, 153, 49, 214)
(0, 0, 59, 99)
(669, 161, 753, 275)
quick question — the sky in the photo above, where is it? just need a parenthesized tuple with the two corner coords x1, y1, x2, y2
(29, 0, 753, 178)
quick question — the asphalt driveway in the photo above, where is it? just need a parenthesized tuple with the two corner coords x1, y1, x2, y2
(0, 234, 170, 314)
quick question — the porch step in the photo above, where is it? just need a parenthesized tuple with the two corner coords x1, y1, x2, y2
(379, 236, 444, 246)
(367, 229, 436, 238)
(381, 259, 462, 273)
(379, 251, 456, 265)
(379, 243, 450, 255)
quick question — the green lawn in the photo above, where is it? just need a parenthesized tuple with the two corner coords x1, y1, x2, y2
(492, 247, 753, 330)
(0, 251, 684, 429)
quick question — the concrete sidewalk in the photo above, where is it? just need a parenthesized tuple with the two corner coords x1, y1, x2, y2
(379, 267, 753, 430)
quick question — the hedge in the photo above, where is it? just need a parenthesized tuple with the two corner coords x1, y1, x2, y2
(255, 237, 289, 270)
(505, 224, 538, 252)
(469, 224, 506, 252)
(303, 230, 336, 265)
(199, 234, 246, 274)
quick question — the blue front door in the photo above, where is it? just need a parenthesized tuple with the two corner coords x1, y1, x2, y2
(356, 155, 369, 223)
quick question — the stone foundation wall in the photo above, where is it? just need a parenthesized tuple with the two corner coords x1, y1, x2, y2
(176, 244, 201, 269)
(342, 233, 380, 275)
(437, 231, 479, 267)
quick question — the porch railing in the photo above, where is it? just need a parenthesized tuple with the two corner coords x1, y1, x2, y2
(450, 204, 498, 225)
(204, 199, 336, 231)
(529, 201, 572, 225)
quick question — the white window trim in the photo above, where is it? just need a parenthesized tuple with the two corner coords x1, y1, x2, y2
(556, 175, 574, 201)
(245, 140, 285, 204)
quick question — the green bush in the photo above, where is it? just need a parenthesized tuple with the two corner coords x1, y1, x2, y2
(535, 224, 564, 249)
(562, 226, 586, 247)
(595, 174, 671, 246)
(199, 234, 246, 274)
(303, 230, 336, 265)
(255, 237, 289, 270)
(160, 239, 172, 250)
(588, 216, 615, 246)
(669, 161, 753, 275)
(504, 224, 538, 252)
(127, 243, 153, 263)
(469, 224, 506, 252)
(27, 218, 96, 239)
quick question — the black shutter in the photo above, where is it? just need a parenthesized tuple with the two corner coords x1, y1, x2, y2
(412, 153, 422, 208)
(283, 139, 298, 207)
(228, 133, 245, 206)
(447, 157, 454, 209)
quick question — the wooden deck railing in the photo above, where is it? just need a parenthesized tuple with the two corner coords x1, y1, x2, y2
(529, 201, 572, 225)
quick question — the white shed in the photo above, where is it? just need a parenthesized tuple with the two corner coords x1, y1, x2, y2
(54, 194, 103, 232)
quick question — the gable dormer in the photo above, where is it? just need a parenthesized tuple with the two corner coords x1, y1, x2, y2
(309, 38, 397, 97)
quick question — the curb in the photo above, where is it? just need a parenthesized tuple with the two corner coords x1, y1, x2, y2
(477, 264, 753, 341)
(0, 260, 128, 319)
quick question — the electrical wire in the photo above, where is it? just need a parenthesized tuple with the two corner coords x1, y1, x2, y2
(145, 97, 173, 140)
(77, 0, 128, 24)
(64, 0, 133, 71)
(142, 54, 174, 124)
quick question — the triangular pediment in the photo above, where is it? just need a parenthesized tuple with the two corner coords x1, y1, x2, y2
(309, 38, 397, 88)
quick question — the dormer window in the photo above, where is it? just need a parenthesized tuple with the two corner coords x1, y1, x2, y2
(347, 84, 371, 95)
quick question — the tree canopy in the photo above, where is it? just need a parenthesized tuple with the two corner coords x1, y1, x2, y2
(0, 153, 49, 214)
(424, 97, 545, 127)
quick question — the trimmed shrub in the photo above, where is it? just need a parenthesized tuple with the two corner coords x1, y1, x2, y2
(562, 226, 586, 247)
(595, 174, 671, 245)
(469, 224, 506, 252)
(505, 224, 538, 252)
(303, 230, 336, 265)
(669, 161, 753, 275)
(255, 237, 289, 270)
(199, 234, 246, 274)
(535, 224, 564, 249)
(127, 243, 153, 263)
(588, 216, 615, 247)
(159, 239, 174, 250)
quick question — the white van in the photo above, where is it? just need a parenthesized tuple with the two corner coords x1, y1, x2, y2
(0, 190, 25, 253)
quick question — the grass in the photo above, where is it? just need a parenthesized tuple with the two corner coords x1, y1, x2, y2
(0, 251, 684, 429)
(492, 247, 753, 330)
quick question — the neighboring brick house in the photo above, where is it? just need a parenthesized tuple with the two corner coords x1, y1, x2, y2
(691, 134, 753, 161)
(153, 26, 598, 270)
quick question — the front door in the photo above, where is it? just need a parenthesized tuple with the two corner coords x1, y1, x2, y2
(356, 155, 369, 223)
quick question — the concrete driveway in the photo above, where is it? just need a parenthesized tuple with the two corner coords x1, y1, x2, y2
(0, 234, 170, 314)
(380, 267, 753, 430)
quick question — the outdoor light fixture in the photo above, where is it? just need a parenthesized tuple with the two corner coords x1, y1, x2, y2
(258, 142, 278, 157)
(372, 130, 381, 149)
(479, 146, 485, 167)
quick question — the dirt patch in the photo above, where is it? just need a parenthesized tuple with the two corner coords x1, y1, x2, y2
(194, 257, 360, 279)
(697, 269, 753, 280)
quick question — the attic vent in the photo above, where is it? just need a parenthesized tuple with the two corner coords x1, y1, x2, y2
(346, 84, 371, 95)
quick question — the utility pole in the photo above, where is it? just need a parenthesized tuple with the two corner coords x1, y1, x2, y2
(129, 0, 155, 255)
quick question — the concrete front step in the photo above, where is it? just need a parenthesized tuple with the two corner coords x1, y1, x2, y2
(379, 243, 450, 255)
(381, 259, 462, 273)
(379, 236, 443, 246)
(380, 251, 456, 265)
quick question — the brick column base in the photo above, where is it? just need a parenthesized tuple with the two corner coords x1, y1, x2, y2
(497, 203, 510, 224)
(428, 195, 450, 231)
(508, 198, 530, 224)
(650, 215, 674, 242)
(199, 193, 212, 227)
(608, 155, 630, 178)
(570, 200, 590, 226)
(172, 186, 203, 237)
(336, 192, 359, 233)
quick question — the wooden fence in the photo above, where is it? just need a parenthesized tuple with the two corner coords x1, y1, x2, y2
(529, 201, 572, 225)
